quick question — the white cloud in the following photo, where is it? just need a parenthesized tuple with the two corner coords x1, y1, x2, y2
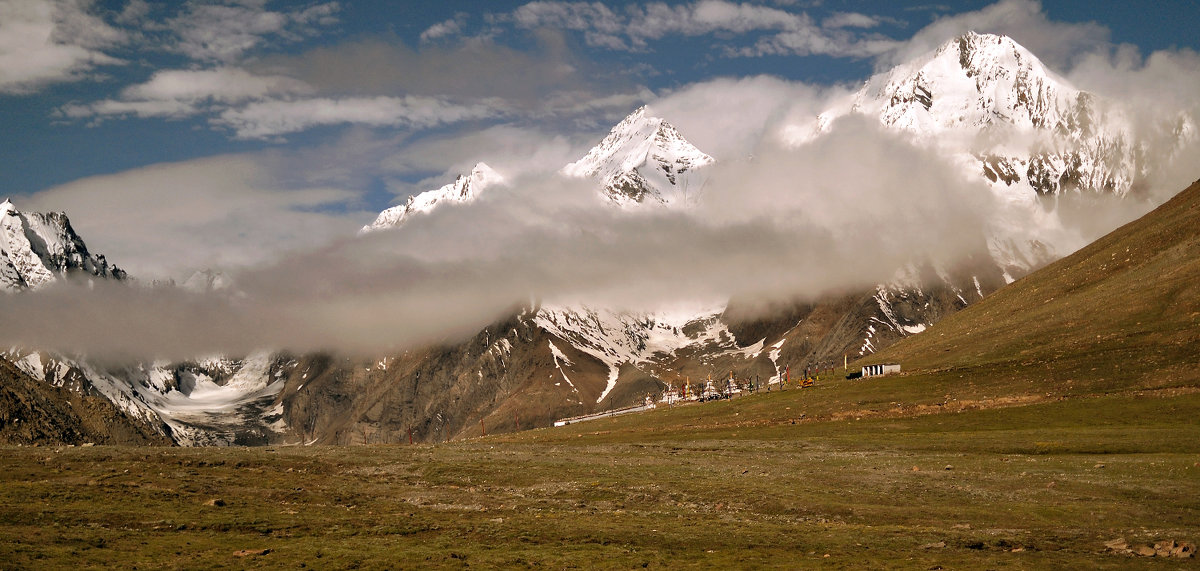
(1064, 45, 1200, 198)
(510, 0, 896, 57)
(513, 2, 629, 48)
(1, 117, 1003, 358)
(214, 95, 506, 139)
(53, 31, 642, 140)
(1067, 45, 1200, 118)
(114, 0, 151, 25)
(632, 1, 798, 38)
(647, 75, 845, 160)
(420, 16, 465, 43)
(167, 0, 340, 62)
(123, 67, 312, 102)
(0, 0, 126, 93)
(823, 12, 882, 29)
(23, 154, 367, 279)
(513, 0, 807, 49)
(58, 98, 196, 119)
(59, 66, 313, 120)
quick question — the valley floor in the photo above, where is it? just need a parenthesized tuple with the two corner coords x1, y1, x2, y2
(2, 374, 1197, 569)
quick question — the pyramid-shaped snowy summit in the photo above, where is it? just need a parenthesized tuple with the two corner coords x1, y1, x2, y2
(562, 106, 714, 206)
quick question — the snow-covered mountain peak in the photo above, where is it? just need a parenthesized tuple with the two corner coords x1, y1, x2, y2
(784, 31, 1179, 279)
(182, 269, 233, 293)
(829, 32, 1082, 138)
(361, 162, 505, 234)
(1, 200, 125, 291)
(563, 106, 714, 207)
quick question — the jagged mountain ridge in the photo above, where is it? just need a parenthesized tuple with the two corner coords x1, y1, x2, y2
(1, 199, 125, 291)
(360, 162, 505, 233)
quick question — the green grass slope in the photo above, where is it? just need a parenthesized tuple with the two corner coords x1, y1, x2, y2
(863, 178, 1200, 396)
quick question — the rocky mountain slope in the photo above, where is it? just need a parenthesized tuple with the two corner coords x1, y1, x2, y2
(0, 356, 170, 446)
(4, 33, 1193, 446)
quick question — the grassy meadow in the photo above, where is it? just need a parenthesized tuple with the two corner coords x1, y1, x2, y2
(2, 375, 1197, 569)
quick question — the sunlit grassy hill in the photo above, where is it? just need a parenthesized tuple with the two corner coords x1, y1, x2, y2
(867, 178, 1200, 394)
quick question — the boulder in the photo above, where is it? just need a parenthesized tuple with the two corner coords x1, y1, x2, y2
(1103, 538, 1128, 552)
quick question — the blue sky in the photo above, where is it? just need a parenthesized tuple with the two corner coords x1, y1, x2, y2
(3, 0, 1199, 278)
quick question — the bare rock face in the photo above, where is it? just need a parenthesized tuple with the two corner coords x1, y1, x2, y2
(0, 357, 170, 446)
(274, 309, 624, 444)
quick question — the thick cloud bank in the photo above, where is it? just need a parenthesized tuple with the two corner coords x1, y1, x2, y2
(2, 117, 1002, 359)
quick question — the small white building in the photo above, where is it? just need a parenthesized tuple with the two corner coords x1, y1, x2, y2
(862, 363, 901, 378)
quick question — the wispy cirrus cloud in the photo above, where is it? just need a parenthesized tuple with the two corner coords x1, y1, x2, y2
(504, 0, 898, 57)
(166, 0, 341, 63)
(0, 1, 341, 95)
(0, 0, 127, 93)
(121, 67, 313, 102)
(214, 95, 506, 139)
(58, 66, 314, 121)
(58, 97, 196, 120)
(822, 12, 885, 30)
(54, 24, 641, 140)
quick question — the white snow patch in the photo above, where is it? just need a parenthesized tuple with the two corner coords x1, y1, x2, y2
(596, 362, 620, 405)
(547, 340, 578, 392)
(14, 352, 44, 381)
(722, 337, 765, 359)
(767, 338, 786, 384)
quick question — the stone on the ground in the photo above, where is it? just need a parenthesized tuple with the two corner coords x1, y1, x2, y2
(1171, 542, 1195, 558)
(1104, 538, 1128, 552)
